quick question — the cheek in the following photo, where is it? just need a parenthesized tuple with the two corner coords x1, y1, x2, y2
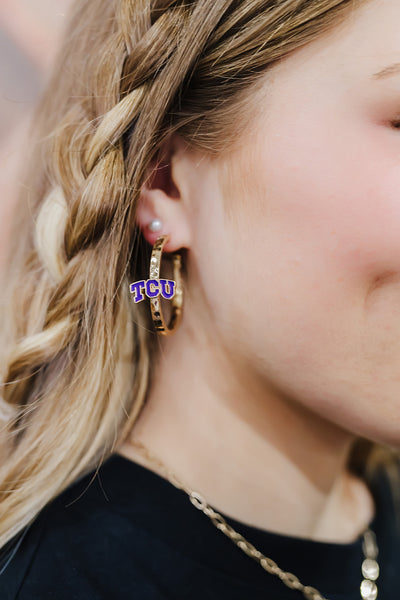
(232, 113, 400, 308)
(187, 133, 400, 442)
(215, 125, 400, 427)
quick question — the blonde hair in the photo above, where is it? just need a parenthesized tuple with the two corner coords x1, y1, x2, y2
(0, 0, 385, 549)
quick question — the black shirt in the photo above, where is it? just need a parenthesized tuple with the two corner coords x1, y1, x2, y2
(1, 453, 399, 599)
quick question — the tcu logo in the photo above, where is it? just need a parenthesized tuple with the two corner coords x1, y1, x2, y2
(130, 279, 176, 303)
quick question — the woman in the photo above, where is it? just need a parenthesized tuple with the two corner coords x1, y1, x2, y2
(1, 0, 400, 597)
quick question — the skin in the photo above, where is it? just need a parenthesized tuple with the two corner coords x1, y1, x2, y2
(118, 0, 400, 542)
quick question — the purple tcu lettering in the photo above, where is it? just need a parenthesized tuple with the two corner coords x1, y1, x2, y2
(159, 279, 176, 299)
(130, 279, 176, 302)
(129, 280, 145, 303)
(145, 279, 160, 298)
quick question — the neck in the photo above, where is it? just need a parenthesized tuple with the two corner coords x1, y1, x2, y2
(117, 319, 375, 543)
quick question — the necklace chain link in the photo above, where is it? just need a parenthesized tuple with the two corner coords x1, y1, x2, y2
(127, 438, 378, 600)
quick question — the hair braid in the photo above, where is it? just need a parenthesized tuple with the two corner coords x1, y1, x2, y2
(1, 0, 234, 547)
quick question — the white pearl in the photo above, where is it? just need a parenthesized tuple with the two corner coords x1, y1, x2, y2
(362, 558, 379, 581)
(148, 219, 162, 232)
(360, 579, 378, 600)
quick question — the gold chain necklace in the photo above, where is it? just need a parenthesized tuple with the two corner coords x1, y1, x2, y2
(127, 438, 380, 600)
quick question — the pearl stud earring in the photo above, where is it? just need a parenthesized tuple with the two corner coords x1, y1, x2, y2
(148, 219, 162, 232)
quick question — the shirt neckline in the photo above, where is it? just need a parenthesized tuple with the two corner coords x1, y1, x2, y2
(87, 452, 386, 595)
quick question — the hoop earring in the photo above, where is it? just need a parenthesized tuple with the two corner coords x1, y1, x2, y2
(129, 234, 184, 335)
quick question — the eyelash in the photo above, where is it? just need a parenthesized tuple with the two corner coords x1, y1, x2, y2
(391, 119, 400, 129)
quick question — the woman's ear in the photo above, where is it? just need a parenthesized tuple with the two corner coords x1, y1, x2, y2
(136, 135, 192, 253)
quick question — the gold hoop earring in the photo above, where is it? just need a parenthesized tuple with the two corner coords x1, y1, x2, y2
(129, 234, 183, 335)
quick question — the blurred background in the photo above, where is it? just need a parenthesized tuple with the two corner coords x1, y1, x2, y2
(0, 0, 71, 271)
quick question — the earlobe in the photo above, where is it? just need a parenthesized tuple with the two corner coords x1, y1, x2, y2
(135, 136, 192, 252)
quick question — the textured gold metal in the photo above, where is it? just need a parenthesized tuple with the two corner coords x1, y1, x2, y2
(128, 437, 379, 600)
(149, 234, 183, 335)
